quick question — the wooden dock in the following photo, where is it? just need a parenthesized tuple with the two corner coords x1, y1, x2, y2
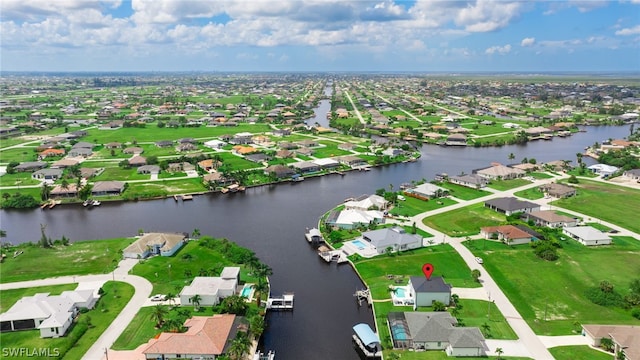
(354, 288, 373, 307)
(318, 246, 348, 264)
(266, 293, 294, 310)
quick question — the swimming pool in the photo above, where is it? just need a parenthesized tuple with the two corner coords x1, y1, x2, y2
(395, 288, 406, 297)
(351, 239, 367, 250)
(241, 285, 253, 298)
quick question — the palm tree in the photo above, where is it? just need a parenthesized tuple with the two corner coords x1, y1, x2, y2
(40, 183, 51, 201)
(165, 292, 175, 308)
(192, 228, 200, 239)
(150, 304, 168, 328)
(508, 152, 515, 161)
(249, 315, 265, 340)
(495, 347, 504, 360)
(189, 294, 202, 311)
(228, 331, 251, 360)
(221, 295, 248, 315)
(163, 318, 183, 333)
(252, 280, 269, 307)
(481, 322, 491, 337)
(471, 269, 481, 283)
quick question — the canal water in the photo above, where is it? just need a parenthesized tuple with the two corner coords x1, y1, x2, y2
(0, 125, 630, 359)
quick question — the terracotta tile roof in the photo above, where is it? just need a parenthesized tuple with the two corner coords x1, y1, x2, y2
(481, 225, 531, 240)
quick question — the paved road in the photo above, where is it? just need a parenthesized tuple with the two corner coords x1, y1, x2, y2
(342, 86, 366, 125)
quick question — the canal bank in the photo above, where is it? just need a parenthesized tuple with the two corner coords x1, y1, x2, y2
(0, 125, 631, 359)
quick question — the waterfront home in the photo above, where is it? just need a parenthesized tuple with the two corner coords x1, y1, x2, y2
(475, 164, 526, 180)
(141, 315, 247, 360)
(325, 209, 385, 230)
(335, 155, 367, 168)
(291, 161, 320, 174)
(588, 163, 619, 177)
(480, 225, 536, 245)
(14, 161, 47, 172)
(313, 157, 340, 169)
(484, 197, 540, 216)
(387, 312, 486, 356)
(524, 211, 578, 228)
(203, 172, 233, 187)
(360, 227, 422, 254)
(563, 226, 612, 246)
(179, 267, 240, 306)
(0, 288, 99, 338)
(448, 174, 488, 189)
(445, 133, 467, 146)
(344, 194, 388, 211)
(408, 276, 452, 310)
(123, 232, 187, 259)
(539, 183, 576, 198)
(382, 148, 403, 157)
(91, 181, 126, 196)
(32, 168, 63, 182)
(405, 183, 449, 199)
(582, 325, 640, 360)
(50, 184, 79, 198)
(264, 164, 295, 179)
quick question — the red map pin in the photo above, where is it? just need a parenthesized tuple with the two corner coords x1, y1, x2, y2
(422, 263, 434, 281)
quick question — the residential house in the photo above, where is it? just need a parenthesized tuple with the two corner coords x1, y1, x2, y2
(141, 315, 247, 360)
(588, 163, 619, 177)
(408, 276, 452, 310)
(203, 139, 226, 149)
(50, 184, 79, 198)
(68, 147, 93, 158)
(297, 139, 318, 148)
(344, 194, 388, 210)
(91, 181, 125, 196)
(32, 168, 63, 182)
(203, 172, 233, 187)
(264, 164, 295, 179)
(445, 134, 467, 146)
(582, 325, 640, 360)
(539, 183, 576, 198)
(480, 225, 535, 245)
(14, 161, 47, 172)
(325, 209, 385, 230)
(245, 153, 270, 163)
(448, 174, 488, 189)
(295, 147, 314, 156)
(382, 148, 403, 157)
(388, 312, 486, 356)
(623, 169, 640, 182)
(80, 168, 99, 179)
(0, 288, 99, 338)
(51, 158, 79, 169)
(232, 145, 257, 155)
(179, 267, 240, 306)
(291, 161, 320, 174)
(405, 183, 449, 200)
(335, 155, 367, 168)
(128, 155, 147, 167)
(475, 164, 526, 180)
(123, 147, 143, 155)
(338, 143, 357, 151)
(313, 158, 340, 169)
(123, 232, 187, 259)
(105, 142, 122, 149)
(360, 227, 422, 254)
(137, 165, 160, 175)
(484, 197, 541, 216)
(155, 140, 173, 148)
(38, 148, 65, 159)
(229, 132, 253, 145)
(563, 226, 612, 246)
(524, 211, 578, 228)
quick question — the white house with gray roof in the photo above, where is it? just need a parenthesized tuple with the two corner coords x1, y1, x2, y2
(408, 276, 452, 310)
(563, 226, 612, 246)
(361, 227, 422, 255)
(179, 267, 240, 306)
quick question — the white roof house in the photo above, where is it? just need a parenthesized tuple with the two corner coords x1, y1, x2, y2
(361, 227, 422, 254)
(203, 139, 227, 149)
(587, 164, 619, 176)
(563, 226, 612, 246)
(344, 194, 388, 211)
(179, 267, 240, 306)
(406, 183, 448, 199)
(313, 158, 340, 168)
(334, 209, 385, 230)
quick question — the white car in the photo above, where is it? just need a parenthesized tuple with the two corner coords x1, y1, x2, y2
(397, 195, 406, 201)
(475, 257, 484, 264)
(150, 294, 167, 301)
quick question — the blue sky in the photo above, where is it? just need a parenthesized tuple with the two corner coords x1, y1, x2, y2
(1, 0, 639, 72)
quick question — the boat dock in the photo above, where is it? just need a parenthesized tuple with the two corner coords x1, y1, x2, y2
(317, 246, 348, 264)
(352, 335, 382, 358)
(354, 288, 373, 307)
(266, 293, 294, 310)
(304, 227, 324, 245)
(253, 350, 275, 360)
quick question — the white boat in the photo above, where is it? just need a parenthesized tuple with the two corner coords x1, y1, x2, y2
(91, 200, 101, 206)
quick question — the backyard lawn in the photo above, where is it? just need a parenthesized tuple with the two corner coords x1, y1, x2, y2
(553, 179, 640, 233)
(451, 299, 518, 340)
(0, 238, 133, 283)
(422, 203, 506, 237)
(437, 182, 491, 200)
(513, 187, 544, 200)
(486, 178, 532, 191)
(464, 236, 640, 335)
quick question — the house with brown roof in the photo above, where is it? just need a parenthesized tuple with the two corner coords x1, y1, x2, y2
(475, 164, 526, 180)
(91, 181, 125, 196)
(128, 155, 147, 167)
(123, 232, 187, 259)
(480, 225, 536, 245)
(523, 211, 578, 228)
(50, 184, 79, 198)
(539, 183, 576, 198)
(582, 325, 640, 360)
(141, 315, 247, 360)
(232, 145, 257, 155)
(38, 148, 65, 159)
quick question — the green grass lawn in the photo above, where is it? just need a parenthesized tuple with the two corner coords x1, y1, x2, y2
(452, 299, 518, 340)
(0, 147, 40, 163)
(529, 172, 554, 179)
(548, 345, 613, 360)
(464, 237, 640, 335)
(354, 245, 481, 300)
(0, 284, 77, 313)
(122, 178, 207, 200)
(382, 351, 530, 360)
(487, 178, 532, 191)
(0, 238, 133, 283)
(111, 307, 161, 350)
(389, 196, 457, 217)
(0, 281, 133, 360)
(93, 167, 149, 181)
(514, 187, 544, 200)
(83, 124, 271, 144)
(553, 179, 640, 233)
(0, 172, 43, 186)
(423, 203, 506, 237)
(437, 182, 491, 200)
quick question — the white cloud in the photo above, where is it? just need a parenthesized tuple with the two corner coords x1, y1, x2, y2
(521, 37, 535, 47)
(485, 44, 511, 55)
(616, 25, 640, 36)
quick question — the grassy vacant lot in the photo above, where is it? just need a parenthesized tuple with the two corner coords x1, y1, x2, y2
(83, 124, 271, 144)
(354, 245, 480, 300)
(437, 182, 491, 200)
(553, 179, 640, 233)
(130, 240, 260, 294)
(487, 178, 531, 191)
(529, 172, 554, 179)
(464, 237, 640, 335)
(514, 187, 544, 200)
(548, 345, 612, 360)
(423, 203, 506, 237)
(382, 351, 530, 360)
(453, 299, 518, 340)
(1, 281, 133, 360)
(122, 178, 207, 200)
(0, 238, 132, 283)
(0, 172, 43, 186)
(0, 284, 76, 313)
(389, 196, 457, 217)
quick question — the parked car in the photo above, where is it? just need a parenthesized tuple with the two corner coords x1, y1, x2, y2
(475, 257, 484, 264)
(150, 294, 167, 301)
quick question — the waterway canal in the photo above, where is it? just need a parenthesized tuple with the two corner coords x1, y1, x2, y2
(0, 125, 630, 359)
